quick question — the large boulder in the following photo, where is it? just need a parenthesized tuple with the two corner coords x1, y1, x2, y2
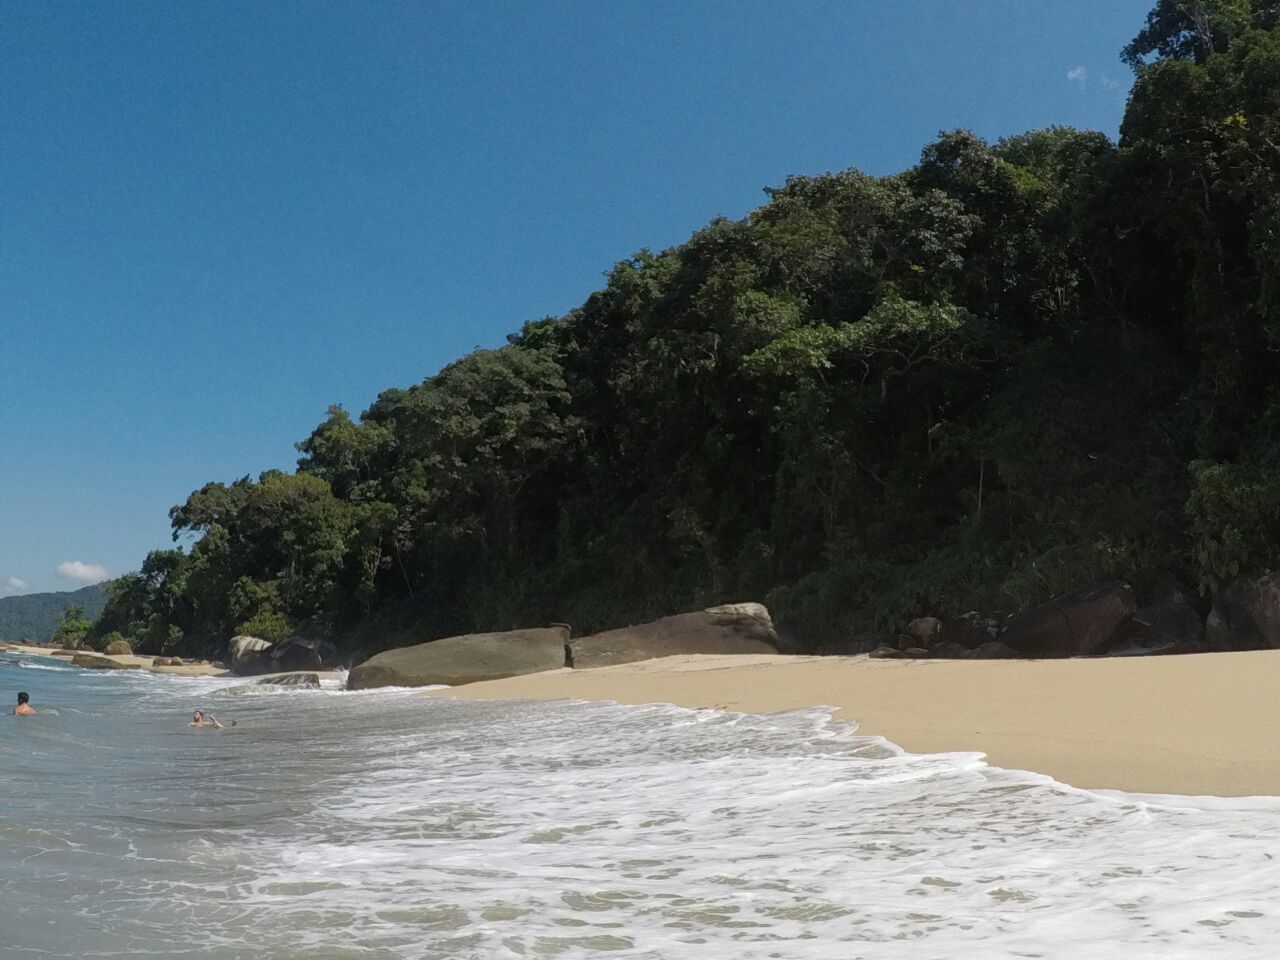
(999, 582, 1137, 658)
(72, 653, 140, 670)
(228, 635, 273, 676)
(901, 617, 941, 649)
(1123, 588, 1205, 651)
(1205, 575, 1280, 651)
(567, 603, 779, 669)
(103, 639, 133, 656)
(347, 626, 570, 690)
(268, 637, 339, 672)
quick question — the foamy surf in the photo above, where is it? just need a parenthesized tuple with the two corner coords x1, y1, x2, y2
(2, 661, 1278, 959)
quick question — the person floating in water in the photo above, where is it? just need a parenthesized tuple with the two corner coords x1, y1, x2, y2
(14, 691, 35, 716)
(189, 710, 234, 728)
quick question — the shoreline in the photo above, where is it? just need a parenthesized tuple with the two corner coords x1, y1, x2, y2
(7, 645, 231, 676)
(5, 646, 339, 683)
(428, 650, 1280, 798)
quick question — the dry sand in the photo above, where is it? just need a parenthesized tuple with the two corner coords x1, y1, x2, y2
(430, 651, 1280, 797)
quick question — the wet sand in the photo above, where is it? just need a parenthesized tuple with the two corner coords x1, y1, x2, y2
(429, 651, 1280, 797)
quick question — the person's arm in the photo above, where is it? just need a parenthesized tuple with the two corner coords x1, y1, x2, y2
(209, 717, 224, 729)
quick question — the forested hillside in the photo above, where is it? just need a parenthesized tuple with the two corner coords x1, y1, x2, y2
(0, 583, 109, 642)
(93, 1, 1280, 656)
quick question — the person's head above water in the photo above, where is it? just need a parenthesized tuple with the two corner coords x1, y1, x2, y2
(17, 692, 29, 705)
(192, 710, 203, 722)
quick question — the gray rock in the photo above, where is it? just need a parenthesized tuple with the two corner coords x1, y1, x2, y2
(1205, 575, 1280, 651)
(567, 603, 778, 669)
(229, 635, 273, 675)
(1000, 581, 1137, 658)
(869, 645, 907, 659)
(103, 639, 133, 656)
(254, 673, 321, 688)
(968, 641, 1021, 659)
(902, 646, 931, 658)
(1124, 588, 1204, 650)
(905, 616, 942, 646)
(348, 626, 570, 690)
(269, 637, 339, 672)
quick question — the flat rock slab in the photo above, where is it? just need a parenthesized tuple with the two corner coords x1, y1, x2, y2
(254, 673, 321, 688)
(347, 626, 570, 690)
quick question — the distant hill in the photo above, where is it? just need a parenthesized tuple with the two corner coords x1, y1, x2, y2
(0, 583, 111, 642)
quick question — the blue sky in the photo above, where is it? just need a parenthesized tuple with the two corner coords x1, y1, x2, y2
(0, 0, 1152, 595)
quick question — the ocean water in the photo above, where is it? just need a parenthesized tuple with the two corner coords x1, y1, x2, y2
(1, 654, 1279, 959)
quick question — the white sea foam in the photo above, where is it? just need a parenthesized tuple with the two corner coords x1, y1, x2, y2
(5, 662, 1279, 959)
(203, 698, 1280, 959)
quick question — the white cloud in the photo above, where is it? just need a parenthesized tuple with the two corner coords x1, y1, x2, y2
(1067, 65, 1088, 87)
(1, 577, 27, 597)
(56, 561, 110, 585)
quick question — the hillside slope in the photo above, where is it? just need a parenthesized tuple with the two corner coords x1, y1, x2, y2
(0, 583, 110, 642)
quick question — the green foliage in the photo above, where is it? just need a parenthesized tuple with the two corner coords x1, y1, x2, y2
(235, 609, 294, 643)
(91, 3, 1280, 653)
(54, 605, 92, 649)
(1187, 460, 1280, 591)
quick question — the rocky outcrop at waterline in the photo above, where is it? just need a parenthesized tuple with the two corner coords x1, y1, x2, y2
(345, 602, 783, 689)
(229, 635, 272, 674)
(71, 653, 140, 670)
(347, 625, 571, 690)
(227, 635, 340, 676)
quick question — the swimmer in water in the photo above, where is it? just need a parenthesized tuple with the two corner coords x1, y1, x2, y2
(14, 691, 35, 716)
(190, 710, 223, 729)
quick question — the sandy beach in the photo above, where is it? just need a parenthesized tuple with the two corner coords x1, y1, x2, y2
(431, 651, 1280, 797)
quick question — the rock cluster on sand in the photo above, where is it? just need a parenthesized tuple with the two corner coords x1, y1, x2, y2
(840, 573, 1280, 661)
(346, 603, 784, 690)
(1205, 574, 1280, 650)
